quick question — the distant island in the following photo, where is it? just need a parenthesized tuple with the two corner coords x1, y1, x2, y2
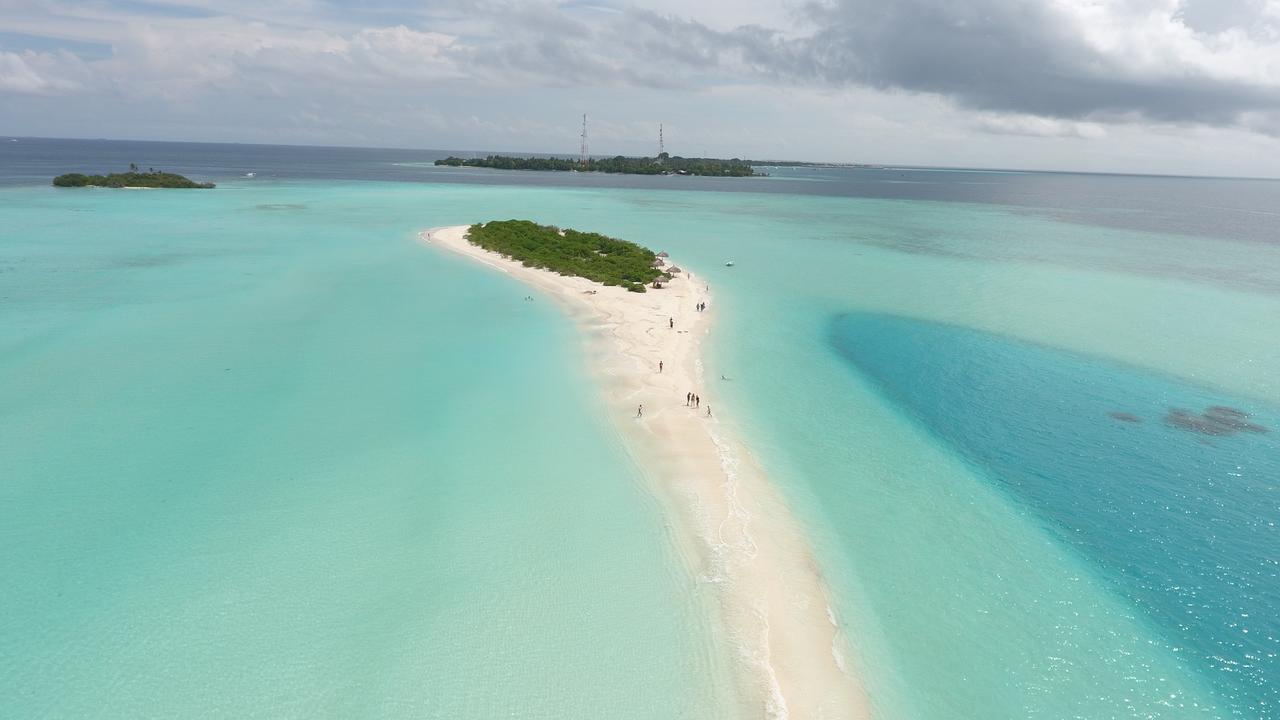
(745, 160, 883, 169)
(437, 153, 758, 177)
(467, 220, 670, 292)
(53, 164, 214, 188)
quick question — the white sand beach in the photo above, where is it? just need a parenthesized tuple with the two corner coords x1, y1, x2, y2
(421, 225, 870, 720)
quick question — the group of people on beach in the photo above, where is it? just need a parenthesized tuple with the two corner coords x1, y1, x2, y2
(686, 392, 711, 416)
(634, 289, 712, 419)
(634, 379, 710, 419)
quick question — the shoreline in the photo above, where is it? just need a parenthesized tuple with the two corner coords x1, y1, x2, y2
(420, 225, 870, 719)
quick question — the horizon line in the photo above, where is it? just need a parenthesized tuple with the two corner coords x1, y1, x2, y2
(6, 134, 1278, 183)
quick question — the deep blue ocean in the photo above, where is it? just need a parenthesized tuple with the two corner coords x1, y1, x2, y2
(831, 313, 1279, 714)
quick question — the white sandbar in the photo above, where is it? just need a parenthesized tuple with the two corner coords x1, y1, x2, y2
(421, 225, 870, 720)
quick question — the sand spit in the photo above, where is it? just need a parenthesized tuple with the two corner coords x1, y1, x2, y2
(421, 225, 871, 720)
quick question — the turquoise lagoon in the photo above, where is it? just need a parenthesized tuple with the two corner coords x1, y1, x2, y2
(3, 148, 1280, 719)
(0, 183, 738, 718)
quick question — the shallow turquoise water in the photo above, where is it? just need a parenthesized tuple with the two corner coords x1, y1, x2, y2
(0, 184, 736, 718)
(4, 174, 1280, 718)
(680, 195, 1280, 719)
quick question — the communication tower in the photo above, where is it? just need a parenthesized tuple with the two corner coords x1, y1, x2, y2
(579, 114, 589, 167)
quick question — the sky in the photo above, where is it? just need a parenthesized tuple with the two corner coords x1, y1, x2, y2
(3, 0, 1280, 176)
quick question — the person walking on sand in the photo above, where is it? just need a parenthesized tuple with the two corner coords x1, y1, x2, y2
(659, 361, 664, 373)
(669, 318, 674, 329)
(637, 404, 643, 418)
(695, 394, 700, 408)
(707, 405, 712, 417)
(686, 392, 692, 406)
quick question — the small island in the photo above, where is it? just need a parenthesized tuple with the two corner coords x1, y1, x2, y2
(53, 164, 214, 189)
(467, 220, 670, 292)
(437, 153, 758, 177)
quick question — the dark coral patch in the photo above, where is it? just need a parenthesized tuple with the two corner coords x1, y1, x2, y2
(1166, 406, 1269, 436)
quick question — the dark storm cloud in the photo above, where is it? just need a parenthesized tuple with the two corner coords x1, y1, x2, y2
(538, 1, 1280, 130)
(785, 0, 1280, 124)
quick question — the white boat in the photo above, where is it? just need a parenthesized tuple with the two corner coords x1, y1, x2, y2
(245, 172, 256, 178)
(725, 260, 735, 267)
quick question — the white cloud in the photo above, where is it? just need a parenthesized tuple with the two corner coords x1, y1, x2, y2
(348, 26, 458, 80)
(974, 113, 1107, 139)
(1053, 0, 1280, 85)
(0, 51, 50, 93)
(0, 49, 81, 94)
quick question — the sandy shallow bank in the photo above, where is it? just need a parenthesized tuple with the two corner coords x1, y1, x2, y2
(421, 225, 870, 720)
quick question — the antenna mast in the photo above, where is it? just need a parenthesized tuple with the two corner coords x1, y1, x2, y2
(579, 114, 589, 167)
(659, 123, 664, 156)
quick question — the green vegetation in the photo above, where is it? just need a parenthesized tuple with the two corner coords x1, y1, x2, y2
(53, 164, 214, 188)
(467, 220, 669, 292)
(436, 152, 758, 177)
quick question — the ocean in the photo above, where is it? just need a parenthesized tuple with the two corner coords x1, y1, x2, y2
(2, 138, 1277, 718)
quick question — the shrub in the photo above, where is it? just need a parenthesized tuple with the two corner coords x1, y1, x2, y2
(467, 220, 669, 293)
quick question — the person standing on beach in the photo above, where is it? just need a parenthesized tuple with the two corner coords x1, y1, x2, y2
(669, 318, 674, 329)
(686, 392, 692, 406)
(695, 395, 700, 408)
(659, 361, 663, 373)
(637, 404, 643, 418)
(706, 405, 712, 417)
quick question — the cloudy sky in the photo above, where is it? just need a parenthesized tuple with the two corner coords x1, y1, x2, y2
(3, 0, 1280, 176)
